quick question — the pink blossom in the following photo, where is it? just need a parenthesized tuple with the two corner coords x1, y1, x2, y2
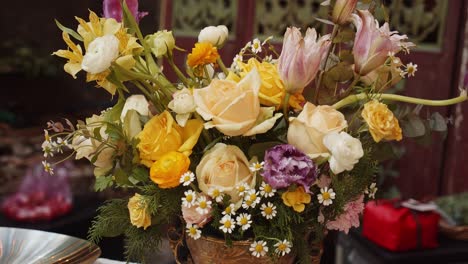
(103, 0, 148, 23)
(317, 174, 331, 189)
(278, 27, 331, 94)
(182, 195, 212, 227)
(351, 10, 414, 76)
(326, 195, 364, 234)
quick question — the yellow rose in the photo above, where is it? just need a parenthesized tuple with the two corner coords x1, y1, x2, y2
(150, 151, 190, 188)
(137, 111, 203, 167)
(361, 100, 402, 142)
(238, 58, 305, 109)
(287, 102, 348, 158)
(128, 193, 151, 230)
(196, 143, 255, 205)
(282, 186, 311, 213)
(194, 69, 282, 136)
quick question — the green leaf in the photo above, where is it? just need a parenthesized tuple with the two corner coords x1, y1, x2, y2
(55, 19, 83, 42)
(93, 127, 102, 141)
(430, 112, 447, 132)
(402, 114, 426, 137)
(94, 176, 114, 191)
(131, 166, 149, 183)
(123, 110, 142, 140)
(104, 98, 125, 123)
(114, 168, 132, 186)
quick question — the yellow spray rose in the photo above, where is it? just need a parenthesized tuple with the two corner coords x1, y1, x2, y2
(128, 193, 151, 230)
(137, 111, 203, 167)
(282, 186, 311, 213)
(238, 58, 305, 109)
(150, 151, 190, 188)
(361, 100, 402, 142)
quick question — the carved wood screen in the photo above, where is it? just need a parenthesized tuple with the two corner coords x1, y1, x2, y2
(160, 0, 468, 198)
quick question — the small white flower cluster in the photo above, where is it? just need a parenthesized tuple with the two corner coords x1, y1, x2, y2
(249, 239, 292, 258)
(42, 130, 72, 158)
(231, 36, 275, 71)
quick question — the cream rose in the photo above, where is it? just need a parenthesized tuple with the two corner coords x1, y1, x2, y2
(323, 131, 364, 174)
(194, 69, 282, 136)
(147, 30, 175, 57)
(196, 143, 255, 205)
(287, 102, 348, 158)
(198, 25, 229, 47)
(81, 34, 119, 74)
(168, 88, 197, 127)
(120, 94, 150, 122)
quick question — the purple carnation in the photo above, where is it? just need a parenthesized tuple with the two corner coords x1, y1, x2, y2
(261, 144, 317, 192)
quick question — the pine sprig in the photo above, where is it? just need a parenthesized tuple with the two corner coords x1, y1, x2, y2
(88, 199, 130, 245)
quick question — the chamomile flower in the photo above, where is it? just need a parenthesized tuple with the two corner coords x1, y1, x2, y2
(242, 189, 261, 209)
(186, 224, 201, 240)
(43, 129, 51, 142)
(236, 213, 252, 231)
(236, 183, 251, 197)
(42, 160, 54, 175)
(249, 161, 264, 172)
(274, 240, 292, 256)
(208, 187, 224, 203)
(365, 183, 378, 199)
(195, 196, 212, 215)
(317, 187, 336, 206)
(41, 141, 54, 158)
(182, 190, 197, 208)
(219, 215, 235, 233)
(222, 203, 236, 216)
(405, 63, 418, 77)
(260, 202, 277, 219)
(259, 182, 276, 198)
(250, 240, 268, 258)
(252, 38, 262, 54)
(179, 171, 195, 186)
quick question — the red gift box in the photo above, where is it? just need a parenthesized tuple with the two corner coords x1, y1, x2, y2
(362, 200, 440, 251)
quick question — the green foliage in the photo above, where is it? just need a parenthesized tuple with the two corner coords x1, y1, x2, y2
(138, 184, 183, 223)
(124, 225, 165, 263)
(94, 176, 114, 192)
(88, 199, 129, 244)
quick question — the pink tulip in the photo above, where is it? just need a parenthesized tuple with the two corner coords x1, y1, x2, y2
(278, 27, 331, 94)
(351, 10, 414, 76)
(103, 0, 148, 23)
(332, 0, 358, 25)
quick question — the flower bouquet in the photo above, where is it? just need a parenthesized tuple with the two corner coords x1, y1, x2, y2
(44, 0, 467, 263)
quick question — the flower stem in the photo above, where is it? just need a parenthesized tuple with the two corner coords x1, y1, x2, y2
(332, 92, 468, 109)
(283, 93, 291, 125)
(167, 54, 190, 86)
(216, 57, 229, 76)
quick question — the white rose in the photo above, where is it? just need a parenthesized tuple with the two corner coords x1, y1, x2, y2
(323, 131, 364, 174)
(198, 25, 229, 47)
(148, 30, 175, 57)
(81, 35, 119, 74)
(168, 88, 196, 127)
(120, 95, 150, 122)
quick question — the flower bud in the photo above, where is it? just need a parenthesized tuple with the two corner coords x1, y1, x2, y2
(332, 0, 358, 25)
(198, 25, 229, 48)
(81, 35, 119, 74)
(147, 30, 175, 57)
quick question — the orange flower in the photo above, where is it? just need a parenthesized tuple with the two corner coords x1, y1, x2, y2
(150, 151, 190, 188)
(187, 42, 219, 68)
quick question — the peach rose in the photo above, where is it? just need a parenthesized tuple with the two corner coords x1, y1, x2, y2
(182, 194, 212, 227)
(287, 102, 348, 158)
(137, 111, 203, 167)
(193, 69, 282, 136)
(196, 143, 255, 205)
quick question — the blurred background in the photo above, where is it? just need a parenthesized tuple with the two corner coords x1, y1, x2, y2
(0, 0, 467, 263)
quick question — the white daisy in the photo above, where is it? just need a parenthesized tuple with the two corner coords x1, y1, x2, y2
(251, 38, 262, 54)
(42, 160, 54, 175)
(208, 187, 224, 203)
(186, 224, 201, 240)
(365, 183, 378, 199)
(249, 161, 264, 172)
(259, 182, 276, 198)
(317, 187, 336, 206)
(41, 141, 54, 158)
(242, 190, 261, 209)
(222, 203, 236, 216)
(236, 183, 251, 197)
(260, 202, 277, 219)
(405, 63, 418, 77)
(236, 213, 252, 231)
(182, 190, 197, 208)
(195, 196, 212, 215)
(250, 240, 268, 258)
(219, 215, 235, 233)
(274, 240, 292, 256)
(179, 171, 195, 186)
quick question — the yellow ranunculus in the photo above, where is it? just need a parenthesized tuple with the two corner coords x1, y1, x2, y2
(282, 186, 311, 213)
(238, 58, 304, 110)
(361, 100, 402, 142)
(128, 193, 151, 230)
(137, 111, 203, 167)
(150, 151, 190, 188)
